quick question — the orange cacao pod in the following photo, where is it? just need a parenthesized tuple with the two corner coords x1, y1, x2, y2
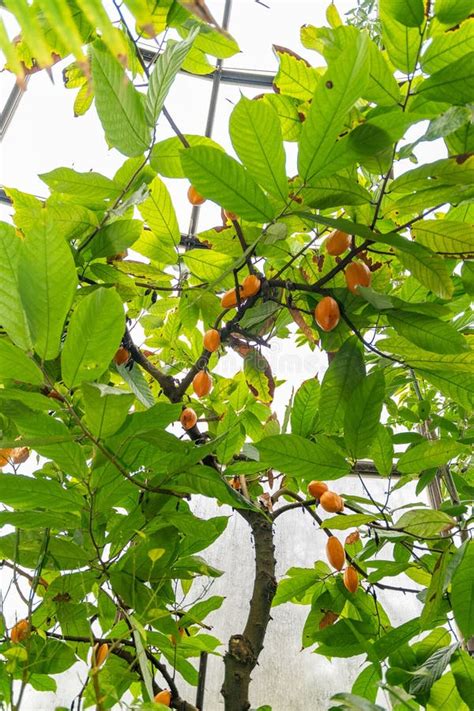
(320, 491, 344, 513)
(154, 689, 171, 706)
(326, 536, 345, 571)
(319, 610, 339, 629)
(180, 408, 197, 430)
(345, 261, 371, 294)
(10, 619, 30, 643)
(345, 530, 360, 546)
(325, 230, 351, 256)
(343, 566, 359, 593)
(221, 288, 239, 309)
(114, 346, 130, 366)
(203, 329, 221, 352)
(192, 370, 212, 397)
(240, 274, 261, 298)
(307, 480, 328, 500)
(314, 296, 340, 332)
(187, 186, 205, 205)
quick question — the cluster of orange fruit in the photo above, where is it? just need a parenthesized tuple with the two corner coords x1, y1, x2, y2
(314, 230, 372, 333)
(308, 480, 359, 594)
(187, 185, 238, 222)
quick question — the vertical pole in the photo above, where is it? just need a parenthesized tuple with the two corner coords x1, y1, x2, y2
(195, 652, 208, 710)
(187, 0, 233, 238)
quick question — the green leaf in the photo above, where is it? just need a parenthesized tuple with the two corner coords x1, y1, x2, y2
(91, 40, 151, 156)
(298, 33, 369, 182)
(379, 336, 474, 373)
(0, 473, 84, 512)
(319, 338, 365, 433)
(389, 155, 474, 193)
(389, 0, 425, 26)
(291, 378, 320, 438)
(302, 176, 372, 209)
(82, 383, 134, 439)
(229, 96, 288, 201)
(428, 672, 469, 711)
(150, 134, 223, 178)
(369, 425, 394, 477)
(420, 551, 451, 630)
(413, 52, 474, 106)
(416, 367, 474, 411)
(321, 513, 381, 530)
(395, 509, 456, 537)
(352, 664, 382, 704)
(379, 0, 421, 73)
(452, 650, 474, 709)
(396, 247, 454, 301)
(0, 339, 43, 385)
(387, 311, 467, 354)
(181, 146, 275, 222)
(244, 349, 274, 404)
(273, 566, 325, 606)
(255, 434, 350, 480)
(168, 466, 254, 510)
(373, 618, 420, 659)
(411, 221, 474, 256)
(0, 222, 32, 351)
(39, 167, 122, 204)
(14, 413, 88, 476)
(90, 219, 141, 258)
(421, 20, 474, 73)
(397, 439, 467, 473)
(451, 541, 474, 638)
(61, 288, 125, 388)
(272, 45, 320, 100)
(183, 249, 234, 283)
(188, 23, 239, 58)
(145, 28, 197, 126)
(344, 371, 385, 459)
(435, 0, 474, 25)
(330, 693, 385, 711)
(19, 211, 77, 360)
(137, 176, 180, 262)
(410, 644, 458, 695)
(215, 408, 245, 465)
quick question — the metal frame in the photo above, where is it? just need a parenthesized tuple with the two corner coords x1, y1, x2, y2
(0, 52, 273, 142)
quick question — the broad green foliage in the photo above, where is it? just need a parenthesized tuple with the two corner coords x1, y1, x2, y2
(0, 1, 473, 710)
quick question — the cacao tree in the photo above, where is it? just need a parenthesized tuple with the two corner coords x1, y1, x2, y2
(0, 1, 473, 710)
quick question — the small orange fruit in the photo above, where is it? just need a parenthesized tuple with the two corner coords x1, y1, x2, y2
(0, 449, 13, 467)
(343, 566, 359, 593)
(229, 476, 241, 490)
(187, 186, 206, 206)
(180, 408, 197, 430)
(221, 288, 240, 309)
(114, 346, 130, 366)
(241, 274, 261, 298)
(307, 481, 328, 500)
(320, 491, 344, 513)
(10, 619, 30, 644)
(193, 370, 212, 397)
(345, 531, 360, 546)
(10, 447, 29, 465)
(319, 610, 338, 629)
(92, 642, 109, 668)
(345, 261, 371, 294)
(326, 536, 345, 571)
(325, 230, 351, 256)
(154, 689, 171, 706)
(47, 389, 64, 401)
(314, 296, 340, 332)
(203, 329, 221, 352)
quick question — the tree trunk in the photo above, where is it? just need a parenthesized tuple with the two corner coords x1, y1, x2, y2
(221, 511, 277, 711)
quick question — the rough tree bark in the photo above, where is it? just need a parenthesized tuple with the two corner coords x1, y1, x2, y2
(221, 510, 277, 711)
